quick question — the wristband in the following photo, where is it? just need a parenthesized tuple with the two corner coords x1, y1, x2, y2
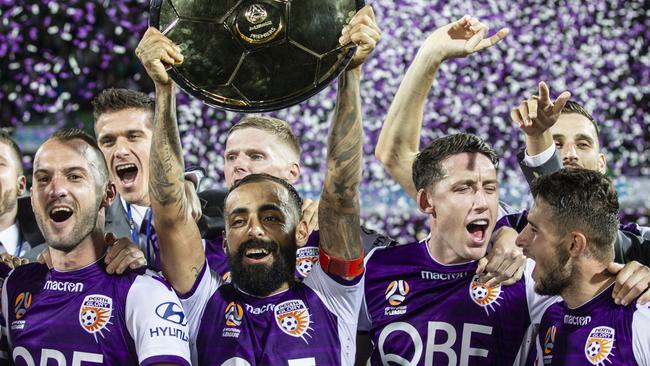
(319, 248, 364, 277)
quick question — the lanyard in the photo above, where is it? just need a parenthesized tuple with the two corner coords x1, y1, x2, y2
(126, 203, 154, 265)
(15, 231, 23, 257)
(126, 203, 139, 244)
(145, 208, 153, 265)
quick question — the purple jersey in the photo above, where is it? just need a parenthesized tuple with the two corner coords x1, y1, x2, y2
(362, 239, 556, 366)
(181, 260, 363, 365)
(0, 263, 11, 366)
(533, 284, 650, 365)
(1, 261, 191, 366)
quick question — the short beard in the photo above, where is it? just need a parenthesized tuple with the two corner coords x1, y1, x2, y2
(37, 196, 101, 253)
(0, 186, 17, 217)
(229, 239, 295, 297)
(535, 245, 574, 296)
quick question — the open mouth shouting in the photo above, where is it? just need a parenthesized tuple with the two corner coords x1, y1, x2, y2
(466, 219, 489, 245)
(48, 205, 74, 228)
(115, 163, 139, 188)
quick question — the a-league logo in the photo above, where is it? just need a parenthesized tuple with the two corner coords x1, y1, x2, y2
(222, 271, 232, 284)
(385, 280, 409, 306)
(542, 325, 557, 364)
(584, 326, 615, 365)
(14, 292, 32, 320)
(79, 294, 113, 342)
(543, 325, 557, 355)
(274, 299, 313, 343)
(225, 301, 243, 327)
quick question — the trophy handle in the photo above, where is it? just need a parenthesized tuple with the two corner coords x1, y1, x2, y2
(149, 0, 163, 28)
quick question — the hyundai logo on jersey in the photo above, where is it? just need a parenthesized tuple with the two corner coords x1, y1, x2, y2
(155, 302, 188, 326)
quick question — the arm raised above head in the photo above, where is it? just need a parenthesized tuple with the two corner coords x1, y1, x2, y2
(318, 6, 380, 278)
(136, 27, 205, 294)
(376, 15, 509, 199)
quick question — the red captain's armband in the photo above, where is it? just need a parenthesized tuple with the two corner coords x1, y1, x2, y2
(318, 248, 364, 278)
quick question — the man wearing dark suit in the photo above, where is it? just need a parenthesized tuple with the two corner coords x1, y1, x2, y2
(508, 82, 650, 266)
(92, 89, 223, 271)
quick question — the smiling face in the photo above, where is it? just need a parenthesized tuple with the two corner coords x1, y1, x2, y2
(550, 113, 606, 173)
(422, 153, 499, 264)
(224, 128, 299, 188)
(224, 179, 303, 296)
(95, 108, 152, 206)
(31, 139, 109, 251)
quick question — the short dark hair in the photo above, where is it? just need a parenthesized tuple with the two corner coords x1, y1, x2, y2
(92, 88, 154, 125)
(46, 128, 109, 185)
(225, 173, 303, 218)
(412, 133, 499, 192)
(0, 131, 23, 175)
(561, 100, 599, 135)
(227, 116, 301, 158)
(531, 169, 619, 262)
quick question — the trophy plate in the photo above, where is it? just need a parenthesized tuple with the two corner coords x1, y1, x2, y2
(149, 0, 363, 112)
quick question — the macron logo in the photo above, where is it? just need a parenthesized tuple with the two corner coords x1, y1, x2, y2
(421, 271, 468, 281)
(564, 315, 591, 326)
(43, 280, 83, 292)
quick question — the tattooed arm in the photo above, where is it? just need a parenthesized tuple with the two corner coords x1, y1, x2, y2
(318, 6, 379, 278)
(136, 27, 205, 294)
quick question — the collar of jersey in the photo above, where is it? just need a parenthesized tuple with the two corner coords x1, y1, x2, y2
(564, 282, 616, 312)
(421, 238, 478, 272)
(234, 283, 292, 301)
(50, 255, 107, 279)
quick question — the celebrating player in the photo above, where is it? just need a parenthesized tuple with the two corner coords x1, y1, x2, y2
(507, 85, 650, 265)
(0, 128, 190, 365)
(359, 16, 650, 365)
(362, 132, 555, 365)
(517, 169, 650, 365)
(138, 6, 377, 365)
(373, 15, 524, 287)
(93, 88, 207, 272)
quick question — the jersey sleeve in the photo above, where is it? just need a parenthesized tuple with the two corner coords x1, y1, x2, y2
(177, 260, 222, 345)
(303, 262, 364, 365)
(360, 227, 398, 254)
(632, 303, 650, 366)
(0, 269, 12, 366)
(357, 295, 372, 333)
(125, 273, 192, 366)
(304, 262, 364, 323)
(530, 334, 544, 366)
(357, 246, 381, 333)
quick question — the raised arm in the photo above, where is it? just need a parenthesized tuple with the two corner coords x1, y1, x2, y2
(318, 6, 379, 277)
(512, 81, 571, 186)
(136, 27, 204, 294)
(375, 15, 509, 199)
(511, 81, 571, 156)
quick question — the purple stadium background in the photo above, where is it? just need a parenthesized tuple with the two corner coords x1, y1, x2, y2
(1, 0, 648, 241)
